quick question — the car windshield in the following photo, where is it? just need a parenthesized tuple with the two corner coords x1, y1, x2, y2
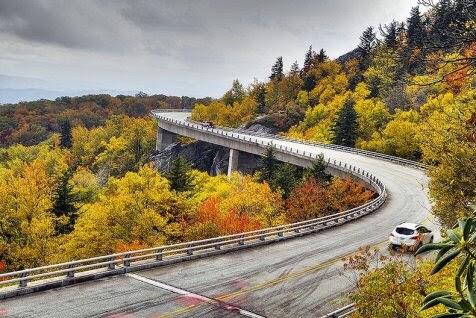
(395, 227, 415, 235)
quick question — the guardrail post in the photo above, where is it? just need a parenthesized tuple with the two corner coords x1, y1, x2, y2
(187, 244, 193, 255)
(19, 272, 28, 288)
(107, 257, 115, 270)
(259, 235, 266, 241)
(214, 244, 221, 250)
(66, 264, 75, 278)
(238, 235, 245, 246)
(277, 231, 283, 237)
(156, 249, 163, 261)
(123, 253, 131, 267)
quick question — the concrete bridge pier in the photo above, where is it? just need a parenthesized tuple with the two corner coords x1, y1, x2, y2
(156, 127, 178, 151)
(227, 148, 239, 177)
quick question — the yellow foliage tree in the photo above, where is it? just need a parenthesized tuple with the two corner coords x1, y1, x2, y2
(191, 97, 257, 128)
(189, 171, 284, 229)
(0, 156, 63, 270)
(63, 165, 191, 259)
(359, 109, 421, 159)
(71, 116, 156, 176)
(417, 89, 476, 227)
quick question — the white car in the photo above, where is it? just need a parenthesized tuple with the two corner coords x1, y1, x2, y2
(389, 223, 434, 251)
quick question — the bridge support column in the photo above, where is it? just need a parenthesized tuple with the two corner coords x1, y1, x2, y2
(227, 148, 239, 177)
(156, 127, 178, 151)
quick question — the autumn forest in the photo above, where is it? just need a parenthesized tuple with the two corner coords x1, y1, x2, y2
(1, 1, 476, 316)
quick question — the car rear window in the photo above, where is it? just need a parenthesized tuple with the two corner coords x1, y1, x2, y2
(396, 227, 415, 235)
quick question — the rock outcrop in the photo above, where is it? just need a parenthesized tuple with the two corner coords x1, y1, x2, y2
(152, 141, 225, 175)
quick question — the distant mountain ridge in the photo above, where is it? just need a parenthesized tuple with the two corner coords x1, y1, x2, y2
(336, 47, 363, 64)
(0, 74, 139, 104)
(0, 88, 137, 105)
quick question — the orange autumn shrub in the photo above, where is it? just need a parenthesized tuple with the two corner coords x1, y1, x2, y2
(219, 208, 261, 234)
(285, 177, 375, 223)
(329, 177, 375, 212)
(285, 178, 334, 222)
(186, 196, 261, 240)
(114, 240, 147, 253)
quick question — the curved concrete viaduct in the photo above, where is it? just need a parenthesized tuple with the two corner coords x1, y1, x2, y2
(1, 111, 432, 318)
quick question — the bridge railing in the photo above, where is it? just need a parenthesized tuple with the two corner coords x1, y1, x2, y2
(151, 109, 427, 170)
(0, 112, 387, 297)
(319, 304, 356, 318)
(152, 108, 192, 113)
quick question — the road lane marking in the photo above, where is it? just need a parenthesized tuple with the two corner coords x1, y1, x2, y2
(153, 240, 397, 317)
(146, 236, 431, 318)
(126, 273, 266, 318)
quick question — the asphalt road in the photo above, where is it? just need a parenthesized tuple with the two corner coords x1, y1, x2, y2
(1, 112, 434, 318)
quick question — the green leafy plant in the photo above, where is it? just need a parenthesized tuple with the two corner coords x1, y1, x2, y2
(417, 205, 476, 317)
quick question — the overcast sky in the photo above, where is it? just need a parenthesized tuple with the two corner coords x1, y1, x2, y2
(0, 0, 421, 98)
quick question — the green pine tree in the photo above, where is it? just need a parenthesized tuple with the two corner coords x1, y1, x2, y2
(222, 79, 246, 106)
(168, 156, 193, 192)
(303, 73, 317, 91)
(332, 99, 358, 147)
(60, 120, 72, 148)
(379, 20, 399, 49)
(254, 83, 267, 114)
(259, 146, 279, 184)
(406, 6, 426, 49)
(304, 154, 331, 185)
(302, 45, 316, 74)
(53, 168, 77, 234)
(316, 49, 328, 63)
(272, 163, 300, 198)
(269, 57, 284, 81)
(358, 26, 376, 70)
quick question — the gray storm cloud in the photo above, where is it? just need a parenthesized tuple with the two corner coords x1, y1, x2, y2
(0, 1, 141, 51)
(0, 0, 421, 98)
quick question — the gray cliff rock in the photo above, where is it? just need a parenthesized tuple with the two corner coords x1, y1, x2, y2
(152, 141, 232, 176)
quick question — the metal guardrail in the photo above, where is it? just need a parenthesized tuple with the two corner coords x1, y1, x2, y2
(152, 108, 192, 113)
(234, 127, 427, 170)
(178, 115, 427, 170)
(319, 303, 357, 318)
(152, 109, 427, 170)
(0, 110, 388, 299)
